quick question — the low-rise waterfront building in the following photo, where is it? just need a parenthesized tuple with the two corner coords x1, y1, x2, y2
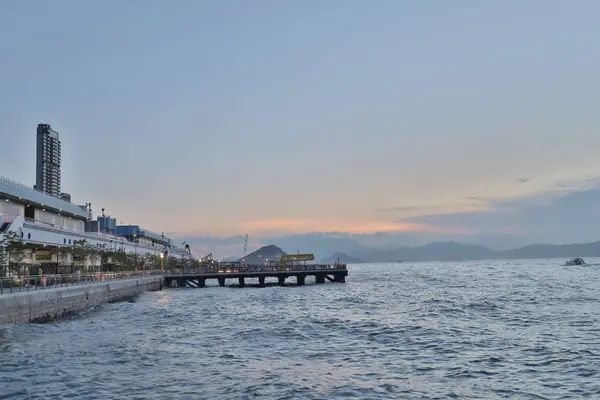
(0, 175, 190, 275)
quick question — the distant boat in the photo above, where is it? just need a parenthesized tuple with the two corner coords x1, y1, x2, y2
(565, 257, 585, 266)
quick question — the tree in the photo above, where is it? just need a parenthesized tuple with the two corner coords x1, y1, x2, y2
(166, 256, 180, 270)
(72, 239, 90, 272)
(7, 242, 28, 276)
(0, 231, 19, 277)
(143, 253, 158, 270)
(71, 239, 105, 272)
(0, 235, 11, 277)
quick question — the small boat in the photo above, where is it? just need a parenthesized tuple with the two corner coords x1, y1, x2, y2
(565, 257, 585, 266)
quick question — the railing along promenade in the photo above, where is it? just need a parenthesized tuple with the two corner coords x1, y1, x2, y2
(0, 270, 164, 295)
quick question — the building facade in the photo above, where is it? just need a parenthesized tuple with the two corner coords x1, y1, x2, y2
(35, 123, 62, 197)
(1, 175, 191, 273)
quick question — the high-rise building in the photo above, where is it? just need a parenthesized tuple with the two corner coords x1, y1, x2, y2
(35, 123, 61, 197)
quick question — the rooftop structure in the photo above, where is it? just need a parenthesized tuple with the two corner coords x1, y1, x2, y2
(1, 175, 188, 260)
(115, 225, 172, 247)
(0, 176, 88, 220)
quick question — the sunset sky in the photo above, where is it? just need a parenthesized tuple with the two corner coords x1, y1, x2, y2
(1, 1, 599, 245)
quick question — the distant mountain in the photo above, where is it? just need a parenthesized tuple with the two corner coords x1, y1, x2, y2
(498, 241, 600, 259)
(337, 240, 600, 262)
(321, 253, 364, 264)
(179, 231, 527, 261)
(240, 245, 286, 264)
(184, 233, 600, 263)
(346, 241, 495, 262)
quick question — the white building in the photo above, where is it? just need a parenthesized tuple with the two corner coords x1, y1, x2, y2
(0, 176, 190, 273)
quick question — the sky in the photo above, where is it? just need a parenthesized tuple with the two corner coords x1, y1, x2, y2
(1, 0, 599, 250)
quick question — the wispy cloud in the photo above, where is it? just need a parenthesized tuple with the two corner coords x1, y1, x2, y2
(238, 217, 473, 235)
(465, 196, 489, 203)
(402, 184, 600, 241)
(518, 177, 531, 184)
(177, 182, 600, 258)
(174, 175, 600, 241)
(377, 205, 438, 212)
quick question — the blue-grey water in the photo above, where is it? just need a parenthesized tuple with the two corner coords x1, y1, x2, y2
(1, 260, 600, 399)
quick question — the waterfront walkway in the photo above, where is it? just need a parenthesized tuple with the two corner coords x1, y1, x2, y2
(0, 270, 162, 295)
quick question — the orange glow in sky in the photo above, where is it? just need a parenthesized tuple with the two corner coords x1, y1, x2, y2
(238, 217, 474, 236)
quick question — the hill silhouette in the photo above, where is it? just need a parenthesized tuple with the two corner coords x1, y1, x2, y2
(321, 240, 600, 262)
(229, 239, 600, 264)
(240, 245, 287, 264)
(499, 241, 600, 259)
(321, 253, 364, 264)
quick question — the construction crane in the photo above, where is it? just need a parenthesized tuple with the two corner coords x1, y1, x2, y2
(242, 234, 248, 266)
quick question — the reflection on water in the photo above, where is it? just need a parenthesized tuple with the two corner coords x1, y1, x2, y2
(1, 261, 600, 399)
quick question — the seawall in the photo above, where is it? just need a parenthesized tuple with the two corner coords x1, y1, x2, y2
(0, 276, 164, 323)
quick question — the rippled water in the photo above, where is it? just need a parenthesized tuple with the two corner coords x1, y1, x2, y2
(2, 260, 600, 399)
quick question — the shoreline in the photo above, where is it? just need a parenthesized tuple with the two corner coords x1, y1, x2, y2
(0, 276, 163, 323)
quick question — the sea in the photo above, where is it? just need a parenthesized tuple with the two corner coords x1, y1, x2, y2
(1, 260, 600, 399)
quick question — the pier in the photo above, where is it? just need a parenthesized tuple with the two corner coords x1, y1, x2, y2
(164, 263, 347, 288)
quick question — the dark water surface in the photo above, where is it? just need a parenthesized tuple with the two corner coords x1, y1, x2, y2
(2, 260, 600, 399)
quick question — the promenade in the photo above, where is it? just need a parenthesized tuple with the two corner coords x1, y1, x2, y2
(0, 272, 163, 323)
(0, 270, 163, 296)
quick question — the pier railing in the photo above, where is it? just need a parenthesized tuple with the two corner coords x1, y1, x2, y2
(0, 264, 348, 294)
(0, 270, 163, 295)
(165, 263, 347, 275)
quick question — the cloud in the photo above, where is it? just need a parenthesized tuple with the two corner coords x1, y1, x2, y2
(458, 175, 600, 212)
(402, 186, 600, 244)
(377, 201, 490, 218)
(237, 217, 472, 236)
(465, 196, 489, 203)
(376, 205, 438, 212)
(174, 175, 600, 258)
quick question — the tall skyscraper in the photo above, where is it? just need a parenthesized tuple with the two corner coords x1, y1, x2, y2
(35, 123, 61, 197)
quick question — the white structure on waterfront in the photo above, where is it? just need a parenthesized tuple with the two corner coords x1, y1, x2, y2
(0, 175, 190, 271)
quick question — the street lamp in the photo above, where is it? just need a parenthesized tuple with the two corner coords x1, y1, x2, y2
(160, 252, 164, 272)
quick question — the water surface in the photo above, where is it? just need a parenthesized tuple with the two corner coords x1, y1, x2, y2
(1, 260, 600, 399)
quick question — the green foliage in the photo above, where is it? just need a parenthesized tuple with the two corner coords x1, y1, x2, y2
(144, 253, 158, 270)
(124, 252, 142, 270)
(8, 244, 27, 273)
(2, 235, 195, 274)
(0, 235, 10, 277)
(1, 231, 22, 276)
(166, 256, 180, 269)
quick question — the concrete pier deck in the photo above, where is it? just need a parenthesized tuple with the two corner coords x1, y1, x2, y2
(164, 264, 347, 288)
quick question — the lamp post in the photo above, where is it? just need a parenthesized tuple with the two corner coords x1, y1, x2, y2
(160, 252, 164, 272)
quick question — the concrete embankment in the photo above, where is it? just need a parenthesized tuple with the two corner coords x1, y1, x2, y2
(0, 276, 164, 323)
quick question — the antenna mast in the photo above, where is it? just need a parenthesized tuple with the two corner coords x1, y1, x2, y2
(242, 234, 248, 266)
